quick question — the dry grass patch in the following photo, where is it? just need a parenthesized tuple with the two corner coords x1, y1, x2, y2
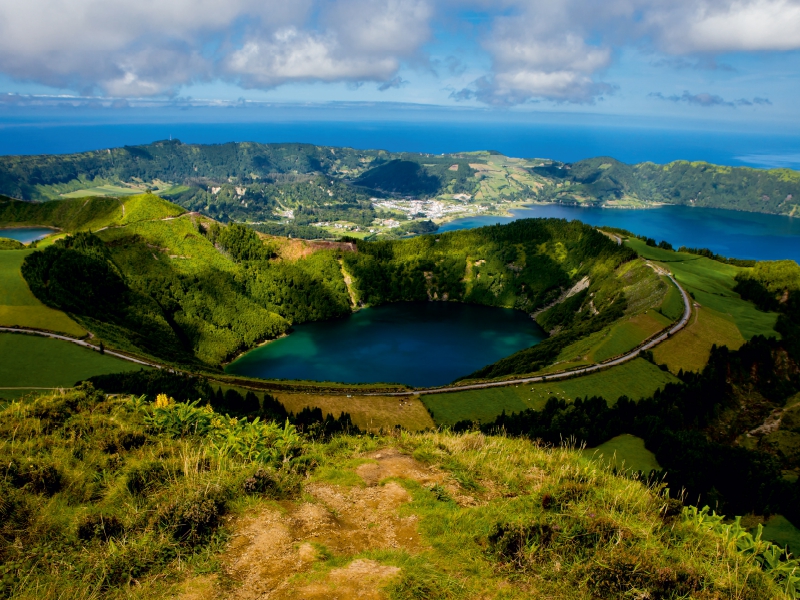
(275, 392, 435, 431)
(653, 305, 745, 373)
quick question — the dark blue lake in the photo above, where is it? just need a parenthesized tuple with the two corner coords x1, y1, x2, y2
(439, 204, 800, 263)
(225, 301, 544, 387)
(0, 227, 57, 244)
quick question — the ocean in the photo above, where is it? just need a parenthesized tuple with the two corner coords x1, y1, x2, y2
(0, 119, 799, 168)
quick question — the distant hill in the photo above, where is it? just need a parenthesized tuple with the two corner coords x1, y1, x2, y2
(538, 156, 800, 215)
(0, 142, 798, 231)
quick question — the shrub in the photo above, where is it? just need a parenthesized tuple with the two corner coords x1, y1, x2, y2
(1, 458, 62, 496)
(157, 489, 226, 544)
(126, 461, 170, 496)
(76, 514, 125, 541)
(242, 467, 276, 494)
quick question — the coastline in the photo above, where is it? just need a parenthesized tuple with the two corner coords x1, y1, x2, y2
(222, 332, 290, 369)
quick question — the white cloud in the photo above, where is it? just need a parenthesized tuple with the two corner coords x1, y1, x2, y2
(224, 0, 431, 88)
(648, 0, 800, 53)
(226, 29, 399, 87)
(0, 0, 799, 104)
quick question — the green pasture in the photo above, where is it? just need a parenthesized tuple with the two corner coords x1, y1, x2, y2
(582, 434, 661, 474)
(626, 238, 779, 340)
(0, 250, 85, 336)
(590, 312, 672, 362)
(61, 185, 143, 198)
(61, 183, 193, 199)
(0, 333, 147, 398)
(659, 280, 686, 321)
(424, 358, 678, 425)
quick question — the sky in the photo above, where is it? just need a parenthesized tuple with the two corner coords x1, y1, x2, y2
(1, 0, 800, 132)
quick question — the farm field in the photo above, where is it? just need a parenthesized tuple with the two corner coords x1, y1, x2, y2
(0, 249, 85, 336)
(423, 358, 678, 426)
(207, 380, 432, 431)
(275, 391, 434, 431)
(626, 238, 779, 341)
(61, 185, 144, 198)
(59, 183, 189, 199)
(653, 305, 745, 373)
(582, 434, 661, 474)
(0, 333, 146, 399)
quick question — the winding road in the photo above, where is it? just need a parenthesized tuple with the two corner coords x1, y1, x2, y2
(0, 326, 161, 369)
(1, 263, 691, 398)
(376, 266, 692, 396)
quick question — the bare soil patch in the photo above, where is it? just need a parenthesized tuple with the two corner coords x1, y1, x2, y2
(181, 447, 441, 599)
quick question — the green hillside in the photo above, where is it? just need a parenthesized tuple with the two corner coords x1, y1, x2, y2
(0, 142, 796, 241)
(539, 156, 800, 215)
(8, 195, 648, 377)
(0, 193, 184, 232)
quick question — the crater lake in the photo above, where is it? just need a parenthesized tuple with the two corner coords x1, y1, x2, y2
(225, 302, 545, 388)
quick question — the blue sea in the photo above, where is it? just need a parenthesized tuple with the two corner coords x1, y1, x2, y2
(0, 119, 799, 168)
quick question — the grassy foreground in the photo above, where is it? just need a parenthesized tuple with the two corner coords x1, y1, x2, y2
(0, 386, 793, 599)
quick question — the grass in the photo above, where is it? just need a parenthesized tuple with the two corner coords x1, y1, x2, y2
(626, 238, 779, 341)
(761, 515, 800, 556)
(0, 250, 85, 336)
(659, 279, 685, 321)
(582, 434, 661, 474)
(0, 333, 147, 392)
(0, 387, 786, 599)
(423, 358, 678, 426)
(653, 305, 746, 373)
(208, 380, 433, 431)
(0, 194, 185, 233)
(590, 311, 671, 362)
(61, 185, 145, 198)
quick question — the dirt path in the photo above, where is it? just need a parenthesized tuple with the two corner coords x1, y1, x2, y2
(178, 447, 448, 600)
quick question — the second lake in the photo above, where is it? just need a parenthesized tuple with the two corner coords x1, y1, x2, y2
(225, 301, 544, 388)
(439, 204, 800, 264)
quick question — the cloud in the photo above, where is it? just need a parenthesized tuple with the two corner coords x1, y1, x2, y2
(649, 0, 800, 53)
(0, 0, 429, 95)
(0, 0, 798, 105)
(649, 90, 772, 107)
(449, 87, 476, 101)
(378, 76, 409, 91)
(650, 57, 736, 72)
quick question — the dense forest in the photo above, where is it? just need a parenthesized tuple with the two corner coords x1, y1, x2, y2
(537, 156, 800, 215)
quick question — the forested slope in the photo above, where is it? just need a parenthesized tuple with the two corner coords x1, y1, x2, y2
(13, 195, 639, 377)
(539, 156, 800, 215)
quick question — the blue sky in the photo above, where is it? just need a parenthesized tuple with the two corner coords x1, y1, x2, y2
(0, 0, 799, 131)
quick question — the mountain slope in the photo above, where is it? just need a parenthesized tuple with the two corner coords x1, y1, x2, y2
(539, 157, 800, 215)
